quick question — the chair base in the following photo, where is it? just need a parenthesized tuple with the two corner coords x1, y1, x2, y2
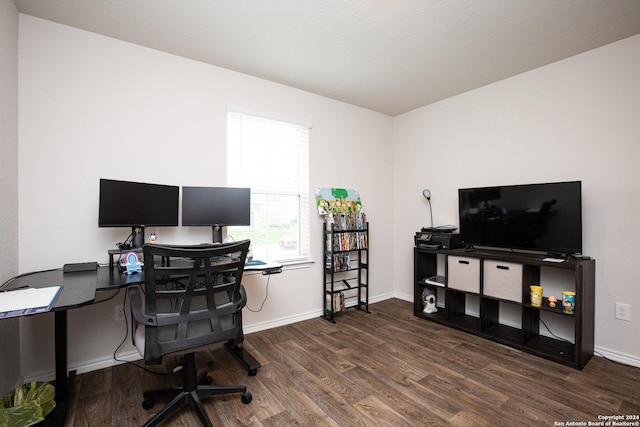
(141, 352, 251, 427)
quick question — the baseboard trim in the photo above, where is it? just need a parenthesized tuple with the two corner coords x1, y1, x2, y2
(243, 292, 394, 334)
(22, 350, 141, 384)
(394, 292, 412, 303)
(594, 346, 640, 368)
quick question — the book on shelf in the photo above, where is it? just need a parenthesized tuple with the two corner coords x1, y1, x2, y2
(324, 212, 367, 231)
(326, 291, 345, 313)
(326, 253, 351, 271)
(331, 231, 368, 251)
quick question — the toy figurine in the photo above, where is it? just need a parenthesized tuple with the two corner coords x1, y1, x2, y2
(124, 252, 143, 275)
(422, 287, 438, 314)
(548, 295, 558, 308)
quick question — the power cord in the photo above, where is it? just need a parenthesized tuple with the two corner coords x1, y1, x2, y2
(92, 287, 121, 304)
(539, 317, 573, 344)
(539, 318, 621, 366)
(246, 275, 271, 312)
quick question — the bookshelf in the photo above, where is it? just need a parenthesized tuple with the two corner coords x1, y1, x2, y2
(322, 214, 369, 323)
(414, 246, 595, 369)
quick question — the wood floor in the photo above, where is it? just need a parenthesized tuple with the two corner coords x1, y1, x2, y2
(66, 298, 640, 426)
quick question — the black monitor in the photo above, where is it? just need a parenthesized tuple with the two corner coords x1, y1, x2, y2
(99, 179, 179, 247)
(181, 186, 251, 243)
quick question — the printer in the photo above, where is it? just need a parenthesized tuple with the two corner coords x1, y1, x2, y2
(414, 227, 461, 249)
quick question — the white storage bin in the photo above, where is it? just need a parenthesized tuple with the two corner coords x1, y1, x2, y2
(447, 256, 480, 294)
(483, 260, 523, 302)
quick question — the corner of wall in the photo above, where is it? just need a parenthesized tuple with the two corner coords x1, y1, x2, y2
(0, 0, 23, 394)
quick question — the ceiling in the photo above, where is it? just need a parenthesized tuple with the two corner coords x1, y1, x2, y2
(14, 0, 640, 116)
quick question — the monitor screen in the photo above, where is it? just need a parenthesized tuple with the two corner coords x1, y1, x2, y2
(98, 179, 179, 227)
(182, 186, 251, 226)
(458, 181, 582, 254)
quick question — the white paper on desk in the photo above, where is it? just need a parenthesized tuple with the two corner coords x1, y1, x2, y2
(0, 286, 62, 318)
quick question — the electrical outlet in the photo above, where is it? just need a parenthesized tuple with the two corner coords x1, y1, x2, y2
(615, 302, 630, 321)
(114, 304, 125, 322)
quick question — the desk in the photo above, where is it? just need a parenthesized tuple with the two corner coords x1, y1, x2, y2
(4, 263, 265, 426)
(4, 269, 97, 426)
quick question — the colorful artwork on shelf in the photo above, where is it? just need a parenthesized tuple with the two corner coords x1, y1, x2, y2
(315, 187, 363, 215)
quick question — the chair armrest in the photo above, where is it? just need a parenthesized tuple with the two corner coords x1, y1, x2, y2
(128, 286, 157, 326)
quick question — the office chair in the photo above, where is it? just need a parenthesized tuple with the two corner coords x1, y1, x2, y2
(128, 241, 253, 427)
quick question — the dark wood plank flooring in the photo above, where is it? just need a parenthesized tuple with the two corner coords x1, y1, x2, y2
(66, 298, 640, 426)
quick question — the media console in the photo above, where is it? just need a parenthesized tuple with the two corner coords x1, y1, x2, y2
(414, 246, 595, 369)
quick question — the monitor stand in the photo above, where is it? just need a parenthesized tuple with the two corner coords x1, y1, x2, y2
(132, 226, 145, 248)
(212, 225, 223, 244)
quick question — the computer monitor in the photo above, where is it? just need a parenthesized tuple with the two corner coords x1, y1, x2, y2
(181, 186, 251, 243)
(98, 179, 179, 247)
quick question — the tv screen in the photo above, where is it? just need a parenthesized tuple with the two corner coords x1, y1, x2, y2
(182, 186, 251, 226)
(458, 181, 582, 254)
(98, 179, 179, 227)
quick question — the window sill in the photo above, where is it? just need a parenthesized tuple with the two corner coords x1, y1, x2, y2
(279, 258, 314, 269)
(244, 258, 314, 275)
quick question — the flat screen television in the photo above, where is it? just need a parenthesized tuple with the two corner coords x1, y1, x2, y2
(458, 181, 582, 255)
(99, 179, 179, 247)
(181, 186, 251, 243)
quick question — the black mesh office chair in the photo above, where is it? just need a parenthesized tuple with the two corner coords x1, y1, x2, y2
(128, 241, 253, 427)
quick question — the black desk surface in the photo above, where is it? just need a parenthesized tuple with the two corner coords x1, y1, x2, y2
(5, 269, 97, 311)
(5, 260, 276, 309)
(95, 259, 279, 290)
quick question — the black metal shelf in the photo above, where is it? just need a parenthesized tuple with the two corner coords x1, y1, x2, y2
(323, 221, 369, 323)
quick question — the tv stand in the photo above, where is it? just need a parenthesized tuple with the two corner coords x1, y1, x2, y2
(414, 246, 595, 369)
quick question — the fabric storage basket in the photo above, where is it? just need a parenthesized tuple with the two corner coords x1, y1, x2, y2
(447, 256, 480, 293)
(483, 260, 523, 302)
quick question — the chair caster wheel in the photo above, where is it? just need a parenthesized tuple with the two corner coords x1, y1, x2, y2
(241, 392, 252, 404)
(197, 371, 214, 385)
(142, 398, 155, 410)
(248, 369, 257, 377)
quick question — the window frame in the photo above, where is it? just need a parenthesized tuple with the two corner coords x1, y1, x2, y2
(226, 107, 311, 264)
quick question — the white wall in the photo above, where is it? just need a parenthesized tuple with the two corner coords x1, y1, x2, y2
(18, 15, 393, 379)
(0, 0, 22, 394)
(393, 35, 640, 365)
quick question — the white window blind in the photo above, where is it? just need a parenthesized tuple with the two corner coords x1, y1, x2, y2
(226, 110, 310, 262)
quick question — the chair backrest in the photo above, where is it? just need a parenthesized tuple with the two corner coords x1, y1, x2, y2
(141, 240, 250, 363)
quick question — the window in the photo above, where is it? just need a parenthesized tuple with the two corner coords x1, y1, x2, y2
(226, 109, 310, 263)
